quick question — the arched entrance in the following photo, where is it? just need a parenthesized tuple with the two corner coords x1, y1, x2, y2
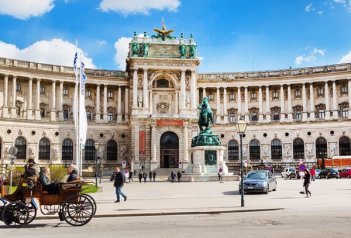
(160, 132, 179, 168)
(316, 137, 327, 159)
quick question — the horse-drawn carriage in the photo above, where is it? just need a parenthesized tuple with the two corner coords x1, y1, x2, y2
(0, 178, 96, 227)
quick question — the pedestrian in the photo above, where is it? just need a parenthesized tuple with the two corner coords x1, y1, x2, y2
(138, 171, 142, 183)
(149, 171, 152, 181)
(170, 171, 175, 183)
(153, 171, 156, 182)
(303, 169, 312, 198)
(129, 170, 133, 182)
(218, 167, 223, 183)
(143, 171, 147, 183)
(177, 171, 182, 183)
(110, 167, 127, 203)
(310, 167, 315, 181)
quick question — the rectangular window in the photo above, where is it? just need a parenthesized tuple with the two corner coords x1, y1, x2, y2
(63, 88, 69, 96)
(208, 94, 214, 101)
(107, 90, 113, 98)
(317, 87, 324, 97)
(40, 85, 45, 94)
(229, 113, 236, 122)
(63, 110, 69, 120)
(295, 89, 301, 98)
(86, 111, 92, 121)
(272, 90, 279, 100)
(272, 113, 280, 121)
(251, 91, 257, 101)
(250, 114, 258, 122)
(108, 112, 113, 121)
(341, 85, 348, 94)
(16, 83, 21, 92)
(86, 90, 92, 98)
(295, 112, 302, 120)
(318, 110, 325, 119)
(229, 92, 235, 101)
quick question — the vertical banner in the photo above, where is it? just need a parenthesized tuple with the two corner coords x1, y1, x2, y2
(139, 131, 146, 158)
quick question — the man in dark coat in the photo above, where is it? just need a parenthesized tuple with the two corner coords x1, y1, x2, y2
(177, 171, 182, 183)
(110, 167, 127, 203)
(152, 171, 156, 182)
(138, 171, 142, 183)
(149, 171, 152, 181)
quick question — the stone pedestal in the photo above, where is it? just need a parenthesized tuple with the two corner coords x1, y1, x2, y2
(188, 145, 227, 175)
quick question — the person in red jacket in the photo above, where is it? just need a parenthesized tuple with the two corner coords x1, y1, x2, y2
(310, 167, 316, 181)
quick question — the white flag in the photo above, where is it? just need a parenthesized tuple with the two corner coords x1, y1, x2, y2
(79, 60, 88, 145)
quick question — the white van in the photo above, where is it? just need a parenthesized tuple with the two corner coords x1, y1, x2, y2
(281, 167, 297, 179)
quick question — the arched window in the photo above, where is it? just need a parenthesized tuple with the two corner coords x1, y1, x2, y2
(15, 137, 26, 160)
(156, 79, 169, 88)
(39, 138, 50, 160)
(62, 138, 73, 160)
(293, 138, 304, 160)
(271, 139, 282, 160)
(107, 140, 118, 160)
(228, 140, 239, 160)
(316, 137, 327, 159)
(339, 136, 351, 156)
(84, 139, 95, 160)
(249, 139, 260, 160)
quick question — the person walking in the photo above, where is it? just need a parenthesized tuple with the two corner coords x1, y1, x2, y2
(129, 170, 133, 182)
(143, 171, 147, 183)
(110, 167, 127, 203)
(153, 171, 156, 182)
(310, 167, 315, 181)
(170, 171, 175, 183)
(303, 169, 312, 198)
(138, 171, 142, 183)
(177, 171, 182, 183)
(149, 171, 152, 181)
(218, 167, 223, 183)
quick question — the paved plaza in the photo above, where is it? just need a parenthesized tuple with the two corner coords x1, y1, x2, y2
(66, 177, 351, 217)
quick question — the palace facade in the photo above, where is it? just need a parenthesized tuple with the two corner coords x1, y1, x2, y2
(0, 27, 351, 172)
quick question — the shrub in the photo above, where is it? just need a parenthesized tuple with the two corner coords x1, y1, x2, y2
(49, 165, 67, 183)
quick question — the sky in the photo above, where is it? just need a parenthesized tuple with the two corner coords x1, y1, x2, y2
(0, 0, 351, 73)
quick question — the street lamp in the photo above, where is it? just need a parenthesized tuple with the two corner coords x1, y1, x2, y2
(94, 142, 100, 188)
(235, 117, 247, 207)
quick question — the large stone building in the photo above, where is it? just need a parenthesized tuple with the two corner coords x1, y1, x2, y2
(1, 25, 351, 172)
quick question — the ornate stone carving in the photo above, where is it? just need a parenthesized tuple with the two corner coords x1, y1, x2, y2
(156, 102, 169, 113)
(120, 145, 127, 158)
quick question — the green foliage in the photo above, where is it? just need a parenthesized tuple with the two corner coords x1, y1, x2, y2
(49, 165, 67, 183)
(11, 166, 25, 186)
(82, 184, 98, 194)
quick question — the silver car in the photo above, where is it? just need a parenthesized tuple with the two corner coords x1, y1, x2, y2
(239, 170, 277, 194)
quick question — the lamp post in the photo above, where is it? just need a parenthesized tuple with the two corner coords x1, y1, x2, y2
(94, 142, 99, 188)
(235, 117, 247, 207)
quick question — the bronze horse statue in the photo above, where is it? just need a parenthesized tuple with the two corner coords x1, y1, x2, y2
(198, 97, 213, 132)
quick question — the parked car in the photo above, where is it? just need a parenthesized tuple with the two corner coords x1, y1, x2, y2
(239, 170, 277, 194)
(318, 168, 340, 179)
(339, 169, 351, 178)
(281, 167, 298, 179)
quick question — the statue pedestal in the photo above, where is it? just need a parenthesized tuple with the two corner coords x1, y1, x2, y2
(188, 146, 227, 175)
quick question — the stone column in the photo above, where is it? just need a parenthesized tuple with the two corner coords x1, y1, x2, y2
(203, 87, 206, 98)
(134, 125, 140, 162)
(143, 69, 149, 110)
(11, 76, 17, 118)
(190, 70, 197, 110)
(183, 125, 189, 162)
(35, 79, 41, 120)
(280, 84, 285, 122)
(349, 80, 351, 119)
(175, 91, 179, 114)
(180, 69, 186, 110)
(302, 83, 307, 121)
(151, 125, 156, 162)
(117, 86, 122, 122)
(265, 86, 271, 122)
(58, 81, 64, 121)
(26, 77, 33, 120)
(50, 80, 56, 121)
(95, 84, 101, 122)
(287, 84, 293, 121)
(125, 87, 129, 122)
(325, 81, 330, 119)
(132, 69, 138, 109)
(103, 84, 108, 122)
(309, 83, 315, 120)
(332, 81, 338, 119)
(2, 74, 9, 118)
(244, 86, 249, 122)
(258, 86, 263, 122)
(216, 87, 221, 123)
(149, 90, 153, 114)
(237, 87, 241, 116)
(223, 87, 228, 123)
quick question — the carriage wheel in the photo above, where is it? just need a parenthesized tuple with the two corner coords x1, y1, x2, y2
(24, 201, 37, 224)
(62, 194, 94, 226)
(81, 193, 97, 215)
(1, 201, 29, 226)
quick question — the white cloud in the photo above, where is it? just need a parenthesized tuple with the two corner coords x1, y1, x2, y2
(0, 0, 54, 20)
(333, 0, 351, 11)
(0, 39, 96, 68)
(339, 51, 351, 63)
(99, 0, 181, 15)
(295, 48, 325, 65)
(114, 37, 131, 70)
(334, 0, 346, 4)
(305, 3, 314, 12)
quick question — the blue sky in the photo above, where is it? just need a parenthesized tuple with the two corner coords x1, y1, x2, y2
(0, 0, 351, 72)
